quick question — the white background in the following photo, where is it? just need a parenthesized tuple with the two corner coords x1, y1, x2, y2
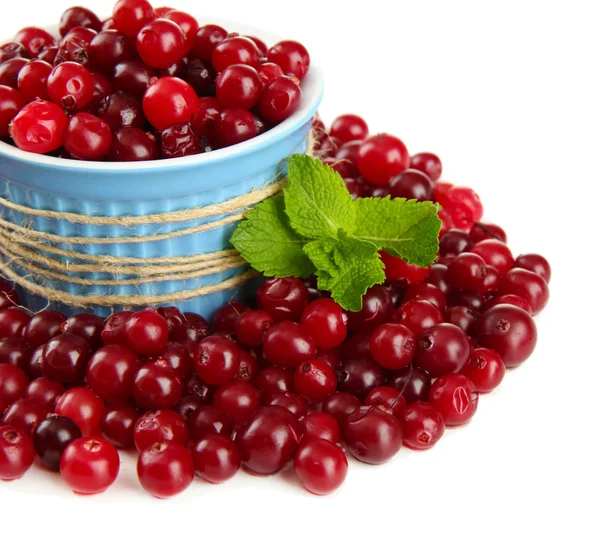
(1, 1, 599, 543)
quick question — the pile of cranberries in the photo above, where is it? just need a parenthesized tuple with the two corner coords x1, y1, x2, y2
(0, 1, 309, 161)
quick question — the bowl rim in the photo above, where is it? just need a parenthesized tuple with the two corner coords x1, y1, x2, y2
(0, 16, 324, 172)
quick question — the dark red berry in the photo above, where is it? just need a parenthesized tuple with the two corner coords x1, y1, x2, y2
(137, 441, 195, 498)
(294, 439, 347, 495)
(212, 381, 262, 427)
(402, 402, 445, 450)
(188, 405, 233, 442)
(101, 405, 138, 449)
(192, 433, 241, 484)
(428, 373, 479, 427)
(194, 336, 240, 385)
(263, 321, 316, 368)
(33, 415, 82, 471)
(267, 40, 310, 80)
(0, 425, 35, 480)
(133, 361, 182, 409)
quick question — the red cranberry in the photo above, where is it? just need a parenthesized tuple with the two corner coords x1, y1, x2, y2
(19, 310, 64, 348)
(101, 405, 138, 449)
(300, 298, 347, 349)
(439, 229, 473, 257)
(438, 186, 483, 230)
(410, 152, 442, 181)
(0, 338, 32, 373)
(263, 321, 316, 368)
(111, 59, 156, 98)
(415, 323, 470, 377)
(185, 56, 216, 97)
(470, 239, 514, 276)
(89, 30, 136, 72)
(214, 107, 256, 147)
(212, 36, 260, 72)
(1, 397, 46, 437)
(447, 252, 488, 293)
(86, 345, 137, 402)
(356, 133, 409, 185)
(257, 62, 283, 86)
(60, 437, 119, 494)
(235, 350, 259, 382)
(61, 313, 104, 351)
(15, 27, 55, 56)
(133, 361, 182, 409)
(486, 294, 533, 315)
(394, 299, 444, 337)
(216, 63, 262, 110)
(0, 58, 29, 90)
(445, 305, 479, 335)
(300, 412, 341, 444)
(0, 86, 25, 136)
(343, 406, 403, 464)
(188, 405, 233, 441)
(498, 268, 549, 316)
(150, 342, 193, 379)
(109, 127, 158, 160)
(63, 113, 112, 160)
(42, 333, 90, 384)
(112, 0, 155, 37)
(469, 222, 507, 244)
(101, 311, 133, 345)
(133, 409, 188, 452)
(0, 42, 29, 63)
(258, 75, 302, 124)
(59, 7, 102, 36)
(447, 290, 486, 311)
(257, 277, 309, 322)
(264, 392, 308, 419)
(388, 365, 431, 404)
(337, 358, 386, 401)
(294, 439, 347, 495)
(0, 426, 35, 480)
(380, 253, 431, 284)
(330, 114, 368, 143)
(55, 387, 104, 437)
(293, 359, 338, 404)
(9, 99, 68, 153)
(462, 347, 505, 393)
(137, 441, 195, 498)
(389, 169, 434, 201)
(369, 323, 416, 370)
(475, 304, 537, 368)
(124, 309, 168, 355)
(47, 61, 94, 110)
(25, 345, 46, 381)
(143, 76, 200, 131)
(212, 301, 249, 333)
(513, 253, 551, 283)
(25, 377, 64, 410)
(184, 374, 214, 403)
(193, 24, 228, 60)
(0, 307, 30, 338)
(194, 336, 240, 385)
(235, 310, 273, 347)
(212, 381, 262, 427)
(428, 373, 479, 427)
(15, 60, 51, 101)
(267, 40, 310, 80)
(33, 415, 82, 471)
(161, 10, 198, 52)
(55, 27, 97, 66)
(322, 391, 361, 426)
(98, 90, 145, 128)
(174, 395, 203, 421)
(364, 386, 406, 419)
(192, 433, 241, 484)
(235, 406, 300, 475)
(402, 402, 446, 450)
(253, 365, 293, 397)
(347, 285, 394, 333)
(136, 18, 185, 69)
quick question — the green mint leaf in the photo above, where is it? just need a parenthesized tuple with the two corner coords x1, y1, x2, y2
(230, 195, 315, 278)
(304, 230, 385, 312)
(354, 197, 441, 267)
(284, 154, 357, 239)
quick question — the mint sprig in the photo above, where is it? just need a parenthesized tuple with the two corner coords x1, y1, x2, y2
(230, 155, 441, 311)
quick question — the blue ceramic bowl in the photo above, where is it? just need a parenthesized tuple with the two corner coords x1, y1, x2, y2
(0, 19, 324, 318)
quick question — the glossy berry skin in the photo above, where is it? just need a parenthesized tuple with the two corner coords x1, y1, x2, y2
(263, 321, 316, 368)
(388, 365, 431, 404)
(136, 19, 186, 69)
(56, 387, 104, 437)
(59, 6, 102, 36)
(63, 113, 112, 161)
(300, 412, 341, 444)
(235, 406, 300, 475)
(293, 359, 338, 404)
(2, 398, 48, 437)
(10, 100, 68, 154)
(101, 405, 138, 449)
(235, 310, 273, 347)
(267, 40, 310, 80)
(133, 409, 188, 452)
(257, 277, 309, 322)
(471, 239, 514, 276)
(498, 268, 549, 316)
(445, 306, 479, 335)
(356, 133, 410, 185)
(514, 253, 551, 283)
(25, 377, 64, 411)
(20, 310, 64, 348)
(188, 405, 233, 442)
(42, 333, 90, 384)
(428, 373, 479, 427)
(369, 323, 416, 370)
(462, 347, 505, 393)
(330, 114, 368, 143)
(101, 311, 133, 345)
(322, 392, 361, 427)
(253, 366, 293, 397)
(161, 10, 198, 52)
(389, 169, 434, 201)
(236, 350, 260, 382)
(125, 309, 169, 355)
(0, 86, 25, 136)
(143, 76, 200, 131)
(212, 301, 249, 334)
(343, 406, 403, 464)
(112, 59, 156, 98)
(137, 441, 195, 499)
(33, 415, 82, 471)
(153, 342, 193, 379)
(194, 336, 240, 385)
(469, 222, 507, 244)
(0, 307, 30, 338)
(294, 439, 347, 495)
(258, 75, 302, 124)
(15, 26, 55, 56)
(16, 60, 51, 101)
(61, 313, 105, 351)
(212, 36, 260, 72)
(337, 358, 386, 401)
(300, 298, 347, 349)
(402, 402, 446, 450)
(0, 42, 29, 63)
(364, 386, 406, 419)
(257, 62, 283, 86)
(438, 186, 483, 230)
(60, 437, 119, 495)
(109, 127, 158, 161)
(212, 381, 262, 427)
(394, 299, 444, 337)
(192, 434, 241, 483)
(0, 338, 32, 374)
(133, 361, 182, 410)
(112, 0, 155, 37)
(214, 107, 256, 148)
(415, 323, 471, 377)
(0, 58, 29, 91)
(86, 345, 138, 403)
(447, 252, 488, 292)
(98, 91, 144, 130)
(410, 152, 442, 181)
(486, 294, 533, 315)
(159, 122, 201, 158)
(89, 30, 136, 72)
(0, 426, 35, 481)
(475, 304, 537, 368)
(216, 64, 262, 110)
(439, 229, 473, 257)
(347, 284, 394, 333)
(448, 290, 486, 311)
(47, 62, 94, 110)
(193, 24, 228, 60)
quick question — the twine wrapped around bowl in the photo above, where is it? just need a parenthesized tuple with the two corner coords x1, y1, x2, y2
(0, 19, 324, 318)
